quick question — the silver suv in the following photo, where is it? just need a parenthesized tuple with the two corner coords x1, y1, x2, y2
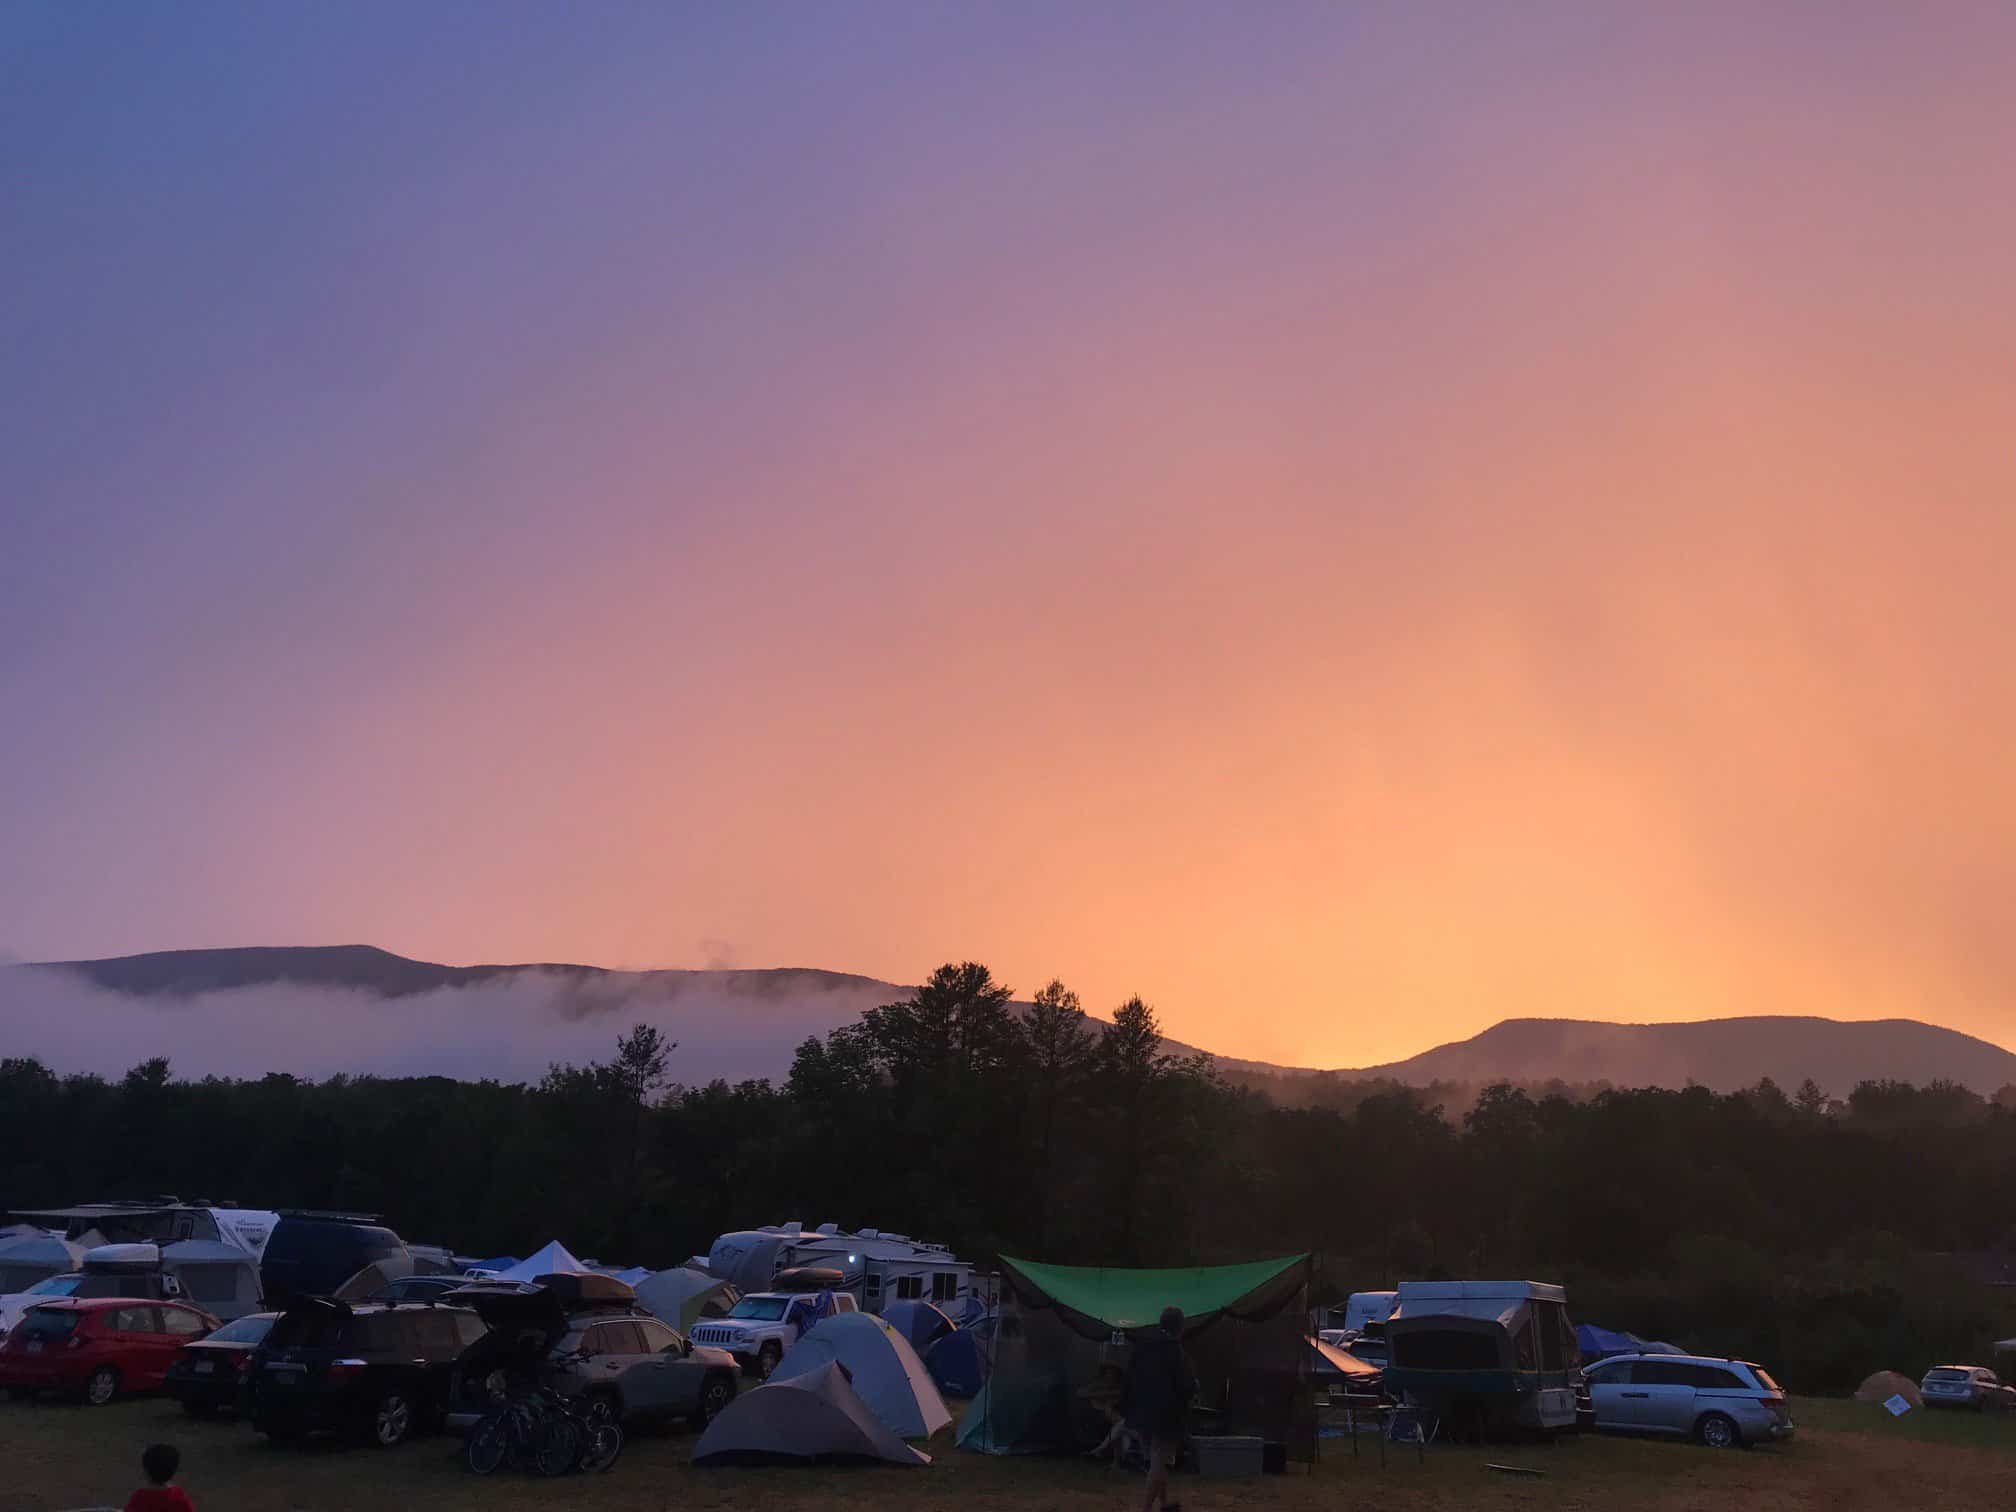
(546, 1310, 739, 1427)
(1583, 1353, 1793, 1447)
(1920, 1365, 2016, 1411)
(452, 1282, 739, 1430)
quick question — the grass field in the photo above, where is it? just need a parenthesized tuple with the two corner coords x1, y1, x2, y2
(5, 1396, 2012, 1512)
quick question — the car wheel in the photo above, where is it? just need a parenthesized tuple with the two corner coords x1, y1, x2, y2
(372, 1390, 414, 1448)
(83, 1367, 120, 1407)
(1696, 1412, 1740, 1449)
(755, 1342, 782, 1380)
(693, 1372, 734, 1428)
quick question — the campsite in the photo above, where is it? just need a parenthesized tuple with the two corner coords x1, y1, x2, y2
(8, 1390, 2014, 1511)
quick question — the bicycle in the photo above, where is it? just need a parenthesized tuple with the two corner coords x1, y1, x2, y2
(465, 1387, 621, 1475)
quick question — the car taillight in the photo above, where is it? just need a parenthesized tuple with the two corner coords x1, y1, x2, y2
(238, 1354, 256, 1379)
(327, 1358, 367, 1383)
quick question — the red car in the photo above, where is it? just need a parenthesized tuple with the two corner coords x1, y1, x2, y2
(1, 1297, 221, 1405)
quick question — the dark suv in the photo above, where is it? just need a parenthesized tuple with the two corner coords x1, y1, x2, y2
(246, 1297, 487, 1447)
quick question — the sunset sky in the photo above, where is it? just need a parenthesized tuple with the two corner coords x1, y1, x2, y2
(5, 3, 2014, 1068)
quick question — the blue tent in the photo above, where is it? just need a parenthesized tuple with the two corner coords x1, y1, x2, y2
(882, 1299, 956, 1354)
(925, 1323, 992, 1399)
(945, 1294, 990, 1329)
(1577, 1324, 1686, 1362)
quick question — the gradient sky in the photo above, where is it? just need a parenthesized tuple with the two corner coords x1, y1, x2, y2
(5, 2, 2015, 1068)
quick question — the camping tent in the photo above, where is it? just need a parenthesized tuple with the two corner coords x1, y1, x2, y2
(636, 1267, 740, 1333)
(1855, 1370, 1922, 1409)
(694, 1361, 931, 1467)
(925, 1323, 992, 1399)
(881, 1299, 956, 1354)
(160, 1240, 263, 1320)
(965, 1254, 1313, 1458)
(496, 1241, 589, 1282)
(0, 1234, 84, 1294)
(333, 1253, 422, 1301)
(773, 1311, 952, 1438)
(944, 1293, 989, 1328)
(1576, 1324, 1686, 1362)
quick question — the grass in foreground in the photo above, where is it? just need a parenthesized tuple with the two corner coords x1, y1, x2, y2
(4, 1396, 2013, 1512)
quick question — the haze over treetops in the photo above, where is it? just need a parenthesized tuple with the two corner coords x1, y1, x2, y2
(5, 7, 2015, 1069)
(13, 947, 2015, 1096)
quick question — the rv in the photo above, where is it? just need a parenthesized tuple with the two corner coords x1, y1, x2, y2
(706, 1222, 971, 1314)
(1382, 1280, 1581, 1436)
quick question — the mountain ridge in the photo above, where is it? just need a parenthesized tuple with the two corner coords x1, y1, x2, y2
(22, 946, 2016, 1094)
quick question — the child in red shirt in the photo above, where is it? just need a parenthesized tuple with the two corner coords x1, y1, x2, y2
(125, 1444, 193, 1512)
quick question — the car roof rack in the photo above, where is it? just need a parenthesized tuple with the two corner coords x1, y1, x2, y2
(271, 1208, 383, 1222)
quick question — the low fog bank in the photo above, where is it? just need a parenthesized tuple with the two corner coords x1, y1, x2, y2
(0, 966, 896, 1085)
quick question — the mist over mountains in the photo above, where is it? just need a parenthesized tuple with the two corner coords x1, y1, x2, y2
(10, 945, 2016, 1095)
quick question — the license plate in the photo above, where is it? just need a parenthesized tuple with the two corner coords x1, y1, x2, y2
(195, 1360, 215, 1375)
(25, 1341, 42, 1355)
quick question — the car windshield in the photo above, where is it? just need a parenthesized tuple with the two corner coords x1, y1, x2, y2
(1927, 1368, 1970, 1381)
(28, 1275, 84, 1297)
(727, 1297, 790, 1321)
(205, 1315, 275, 1345)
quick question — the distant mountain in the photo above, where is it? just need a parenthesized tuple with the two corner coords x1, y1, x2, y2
(1318, 1015, 2016, 1097)
(35, 943, 887, 1000)
(20, 948, 2016, 1095)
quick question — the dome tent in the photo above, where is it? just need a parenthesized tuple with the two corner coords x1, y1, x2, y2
(636, 1266, 740, 1332)
(881, 1298, 956, 1354)
(773, 1310, 952, 1438)
(694, 1360, 930, 1467)
(925, 1323, 992, 1398)
(1854, 1370, 1923, 1410)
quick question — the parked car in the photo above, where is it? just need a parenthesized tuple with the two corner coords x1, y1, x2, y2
(259, 1211, 407, 1304)
(163, 1311, 277, 1416)
(689, 1289, 859, 1378)
(451, 1275, 740, 1429)
(0, 1298, 221, 1405)
(246, 1297, 487, 1447)
(1582, 1353, 1793, 1447)
(0, 1269, 187, 1336)
(1920, 1365, 2016, 1411)
(365, 1274, 467, 1304)
(0, 1273, 90, 1337)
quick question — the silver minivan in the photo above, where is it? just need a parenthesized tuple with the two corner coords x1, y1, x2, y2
(1583, 1353, 1793, 1447)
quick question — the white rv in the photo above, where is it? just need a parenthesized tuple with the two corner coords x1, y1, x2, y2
(706, 1221, 971, 1313)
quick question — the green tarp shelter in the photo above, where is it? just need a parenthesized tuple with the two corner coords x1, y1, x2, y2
(964, 1254, 1314, 1459)
(997, 1255, 1311, 1337)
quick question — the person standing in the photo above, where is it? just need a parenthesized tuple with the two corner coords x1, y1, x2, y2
(1125, 1305, 1196, 1512)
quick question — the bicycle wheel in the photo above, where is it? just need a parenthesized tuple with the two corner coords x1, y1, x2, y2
(579, 1420, 623, 1473)
(533, 1416, 580, 1477)
(465, 1413, 509, 1476)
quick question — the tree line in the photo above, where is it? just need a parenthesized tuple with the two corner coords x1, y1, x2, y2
(4, 962, 2013, 1392)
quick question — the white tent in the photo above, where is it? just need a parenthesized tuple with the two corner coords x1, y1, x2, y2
(773, 1310, 952, 1439)
(693, 1361, 930, 1467)
(496, 1240, 589, 1282)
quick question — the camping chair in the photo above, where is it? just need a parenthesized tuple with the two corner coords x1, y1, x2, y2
(1386, 1406, 1434, 1463)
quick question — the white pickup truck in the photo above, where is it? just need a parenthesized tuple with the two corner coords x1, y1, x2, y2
(688, 1290, 858, 1378)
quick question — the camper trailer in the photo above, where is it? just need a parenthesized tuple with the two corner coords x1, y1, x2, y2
(706, 1222, 971, 1314)
(1383, 1280, 1581, 1436)
(8, 1201, 277, 1259)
